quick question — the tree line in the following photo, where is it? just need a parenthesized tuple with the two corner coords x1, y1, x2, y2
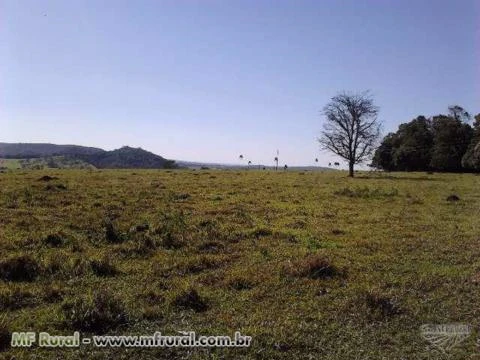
(318, 92, 479, 176)
(372, 106, 480, 172)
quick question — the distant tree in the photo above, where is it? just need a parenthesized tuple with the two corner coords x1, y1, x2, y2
(274, 156, 278, 171)
(430, 115, 472, 172)
(318, 91, 381, 177)
(392, 116, 433, 171)
(448, 105, 471, 123)
(373, 109, 477, 172)
(372, 133, 397, 171)
(462, 114, 480, 171)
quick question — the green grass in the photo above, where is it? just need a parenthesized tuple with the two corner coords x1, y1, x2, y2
(0, 156, 94, 170)
(0, 159, 21, 170)
(0, 169, 479, 359)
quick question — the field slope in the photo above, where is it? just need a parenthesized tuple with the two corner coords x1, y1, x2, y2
(0, 170, 479, 359)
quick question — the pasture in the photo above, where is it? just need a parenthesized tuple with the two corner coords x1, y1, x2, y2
(0, 169, 479, 359)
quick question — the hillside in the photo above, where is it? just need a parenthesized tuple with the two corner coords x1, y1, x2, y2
(0, 143, 104, 158)
(75, 146, 177, 169)
(0, 143, 176, 169)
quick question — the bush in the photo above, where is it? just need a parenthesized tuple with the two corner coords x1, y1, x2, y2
(0, 255, 40, 282)
(62, 290, 128, 334)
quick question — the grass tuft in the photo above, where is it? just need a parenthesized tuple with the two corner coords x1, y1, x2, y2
(172, 288, 208, 312)
(0, 255, 41, 282)
(286, 254, 343, 279)
(62, 289, 128, 334)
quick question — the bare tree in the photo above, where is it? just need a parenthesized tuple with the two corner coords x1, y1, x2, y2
(318, 91, 381, 177)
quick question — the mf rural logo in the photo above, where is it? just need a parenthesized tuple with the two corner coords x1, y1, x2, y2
(420, 324, 473, 353)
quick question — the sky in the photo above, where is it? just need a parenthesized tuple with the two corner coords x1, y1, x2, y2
(1, 0, 479, 166)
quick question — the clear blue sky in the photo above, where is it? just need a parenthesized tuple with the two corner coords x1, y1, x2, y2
(1, 0, 478, 166)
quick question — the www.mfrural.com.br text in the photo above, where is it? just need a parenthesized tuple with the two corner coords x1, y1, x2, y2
(11, 331, 252, 348)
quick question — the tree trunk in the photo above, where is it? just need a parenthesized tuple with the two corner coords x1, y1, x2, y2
(348, 162, 354, 177)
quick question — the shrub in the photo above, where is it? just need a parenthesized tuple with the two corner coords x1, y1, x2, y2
(172, 289, 208, 312)
(0, 255, 40, 282)
(62, 290, 128, 333)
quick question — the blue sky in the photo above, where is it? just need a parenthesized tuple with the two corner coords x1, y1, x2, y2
(1, 0, 478, 166)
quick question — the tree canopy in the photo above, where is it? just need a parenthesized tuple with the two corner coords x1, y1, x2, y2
(372, 106, 479, 172)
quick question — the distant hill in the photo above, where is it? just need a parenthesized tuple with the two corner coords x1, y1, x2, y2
(0, 143, 176, 169)
(77, 146, 176, 169)
(0, 142, 104, 158)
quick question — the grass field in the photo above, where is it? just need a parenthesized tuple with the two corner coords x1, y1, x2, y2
(0, 169, 479, 359)
(0, 159, 21, 170)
